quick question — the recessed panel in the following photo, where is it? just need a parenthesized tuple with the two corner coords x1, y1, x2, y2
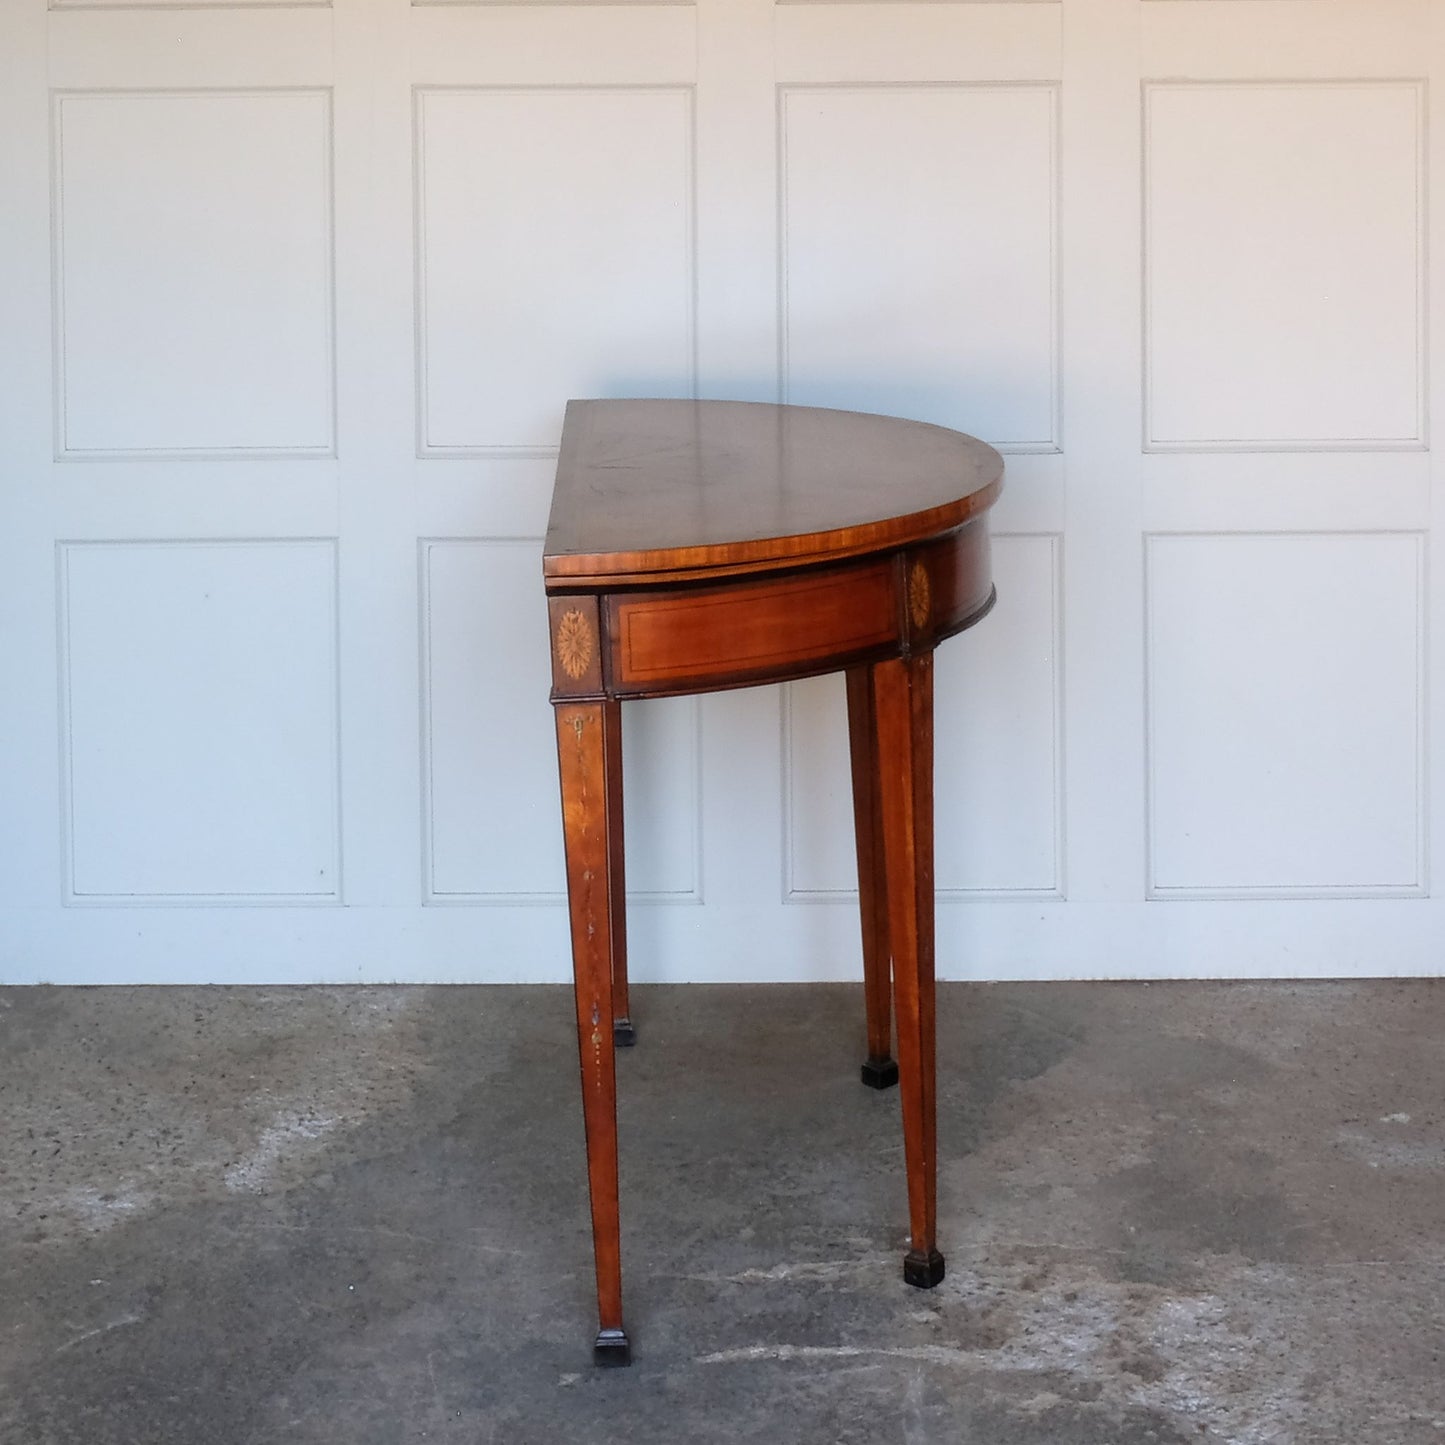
(416, 88, 695, 455)
(423, 542, 696, 901)
(781, 85, 1057, 451)
(52, 0, 324, 7)
(788, 535, 1061, 897)
(60, 542, 340, 902)
(1145, 82, 1423, 449)
(417, 0, 686, 6)
(54, 91, 334, 457)
(1147, 533, 1424, 895)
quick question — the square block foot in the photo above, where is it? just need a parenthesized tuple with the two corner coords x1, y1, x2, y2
(593, 1328, 632, 1366)
(860, 1056, 899, 1090)
(903, 1249, 945, 1289)
(613, 1019, 637, 1048)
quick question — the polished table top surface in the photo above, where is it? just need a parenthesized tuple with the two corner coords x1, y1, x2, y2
(543, 399, 1004, 588)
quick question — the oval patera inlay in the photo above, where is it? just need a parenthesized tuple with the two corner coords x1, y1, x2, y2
(555, 608, 594, 680)
(908, 559, 931, 630)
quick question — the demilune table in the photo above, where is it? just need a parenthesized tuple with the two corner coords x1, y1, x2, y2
(543, 398, 1004, 1365)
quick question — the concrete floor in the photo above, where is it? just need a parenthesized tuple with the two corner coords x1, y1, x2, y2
(1, 981, 1442, 1444)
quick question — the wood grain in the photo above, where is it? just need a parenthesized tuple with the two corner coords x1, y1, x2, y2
(872, 652, 939, 1267)
(545, 399, 1002, 588)
(609, 557, 896, 695)
(555, 702, 625, 1340)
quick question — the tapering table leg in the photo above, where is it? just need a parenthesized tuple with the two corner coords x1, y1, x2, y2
(870, 652, 944, 1289)
(603, 697, 634, 1047)
(555, 700, 631, 1365)
(846, 666, 898, 1090)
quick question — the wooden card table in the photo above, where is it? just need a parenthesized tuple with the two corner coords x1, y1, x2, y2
(544, 398, 1003, 1365)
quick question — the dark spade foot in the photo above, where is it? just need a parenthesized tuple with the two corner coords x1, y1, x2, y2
(860, 1055, 899, 1089)
(593, 1328, 632, 1366)
(903, 1249, 945, 1289)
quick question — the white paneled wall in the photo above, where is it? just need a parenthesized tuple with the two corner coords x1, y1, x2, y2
(59, 541, 341, 903)
(1143, 80, 1424, 451)
(0, 0, 1440, 984)
(780, 84, 1058, 448)
(414, 86, 696, 454)
(1145, 532, 1425, 898)
(53, 90, 335, 458)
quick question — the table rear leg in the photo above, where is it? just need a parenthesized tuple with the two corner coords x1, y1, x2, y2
(603, 698, 634, 1047)
(555, 701, 632, 1364)
(870, 653, 944, 1289)
(846, 666, 898, 1090)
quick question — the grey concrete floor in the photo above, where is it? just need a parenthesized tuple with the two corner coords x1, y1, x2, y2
(0, 981, 1442, 1444)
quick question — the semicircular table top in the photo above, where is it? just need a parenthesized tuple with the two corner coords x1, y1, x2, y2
(543, 398, 1004, 587)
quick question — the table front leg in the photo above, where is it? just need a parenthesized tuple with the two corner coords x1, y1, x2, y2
(870, 652, 944, 1289)
(603, 698, 635, 1047)
(846, 667, 898, 1090)
(555, 700, 631, 1365)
